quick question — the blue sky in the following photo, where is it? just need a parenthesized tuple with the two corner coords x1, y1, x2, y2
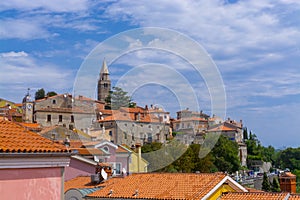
(0, 0, 300, 148)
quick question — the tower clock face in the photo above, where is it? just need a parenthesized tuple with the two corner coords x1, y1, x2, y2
(27, 104, 32, 109)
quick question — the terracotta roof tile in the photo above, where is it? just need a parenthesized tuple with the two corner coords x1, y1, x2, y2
(87, 173, 228, 199)
(0, 119, 68, 153)
(281, 172, 296, 177)
(64, 176, 121, 193)
(208, 124, 237, 132)
(220, 192, 289, 200)
(116, 145, 130, 153)
(290, 195, 300, 199)
(73, 148, 107, 156)
(99, 109, 161, 123)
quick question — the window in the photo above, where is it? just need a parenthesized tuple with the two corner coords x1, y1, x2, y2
(52, 100, 56, 104)
(124, 132, 127, 139)
(132, 133, 135, 141)
(71, 115, 74, 123)
(109, 131, 112, 136)
(47, 114, 51, 122)
(59, 115, 62, 122)
(103, 146, 109, 153)
(115, 163, 121, 175)
(147, 133, 152, 143)
(69, 124, 74, 130)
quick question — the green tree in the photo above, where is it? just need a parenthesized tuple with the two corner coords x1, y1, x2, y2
(276, 147, 300, 170)
(243, 127, 248, 140)
(46, 91, 57, 97)
(105, 87, 134, 110)
(212, 135, 240, 173)
(142, 142, 162, 153)
(262, 172, 271, 191)
(35, 88, 45, 100)
(271, 177, 281, 192)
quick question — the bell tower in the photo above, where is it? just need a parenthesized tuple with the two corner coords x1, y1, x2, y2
(22, 88, 34, 123)
(97, 59, 111, 102)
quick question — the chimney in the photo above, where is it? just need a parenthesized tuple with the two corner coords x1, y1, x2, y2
(136, 143, 142, 172)
(145, 105, 148, 110)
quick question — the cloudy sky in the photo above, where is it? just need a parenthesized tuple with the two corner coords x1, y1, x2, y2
(1, 0, 300, 148)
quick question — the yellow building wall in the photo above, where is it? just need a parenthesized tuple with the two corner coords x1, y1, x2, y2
(129, 152, 148, 173)
(207, 184, 236, 200)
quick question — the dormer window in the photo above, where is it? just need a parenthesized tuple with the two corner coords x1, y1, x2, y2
(103, 146, 109, 153)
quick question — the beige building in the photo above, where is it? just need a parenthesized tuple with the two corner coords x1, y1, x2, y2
(33, 94, 105, 132)
(92, 107, 171, 147)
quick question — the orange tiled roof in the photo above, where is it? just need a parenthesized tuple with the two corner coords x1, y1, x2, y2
(281, 172, 296, 177)
(99, 109, 113, 115)
(116, 145, 130, 153)
(87, 173, 228, 199)
(17, 122, 41, 130)
(99, 109, 161, 123)
(14, 103, 23, 107)
(73, 148, 106, 156)
(208, 124, 237, 132)
(64, 176, 121, 193)
(220, 192, 289, 200)
(290, 195, 300, 199)
(0, 119, 68, 153)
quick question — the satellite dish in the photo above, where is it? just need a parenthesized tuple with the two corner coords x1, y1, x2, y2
(99, 112, 102, 115)
(122, 168, 126, 175)
(101, 168, 108, 180)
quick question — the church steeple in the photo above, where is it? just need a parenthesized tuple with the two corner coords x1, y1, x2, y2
(98, 59, 111, 102)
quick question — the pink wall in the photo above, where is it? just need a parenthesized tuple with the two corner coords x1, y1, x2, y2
(98, 144, 129, 172)
(65, 157, 95, 181)
(0, 167, 63, 200)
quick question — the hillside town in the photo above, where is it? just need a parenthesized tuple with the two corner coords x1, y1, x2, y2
(0, 60, 299, 199)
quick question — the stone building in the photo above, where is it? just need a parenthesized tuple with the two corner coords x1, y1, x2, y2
(33, 94, 105, 132)
(92, 107, 171, 147)
(97, 59, 111, 102)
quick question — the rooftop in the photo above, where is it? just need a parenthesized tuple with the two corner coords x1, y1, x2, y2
(0, 119, 68, 153)
(86, 173, 236, 199)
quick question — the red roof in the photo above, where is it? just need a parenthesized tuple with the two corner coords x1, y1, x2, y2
(0, 119, 69, 153)
(87, 173, 230, 199)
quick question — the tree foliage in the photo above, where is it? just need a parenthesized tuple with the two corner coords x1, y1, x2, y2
(105, 87, 134, 110)
(272, 177, 281, 192)
(212, 135, 240, 173)
(35, 88, 58, 100)
(35, 88, 45, 100)
(276, 147, 300, 170)
(155, 135, 240, 173)
(47, 91, 57, 97)
(262, 172, 271, 191)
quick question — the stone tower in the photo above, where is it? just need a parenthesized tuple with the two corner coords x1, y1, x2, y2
(22, 88, 34, 123)
(97, 59, 111, 102)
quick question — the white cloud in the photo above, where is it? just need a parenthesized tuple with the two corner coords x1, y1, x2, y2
(0, 0, 89, 12)
(0, 51, 75, 102)
(1, 51, 28, 58)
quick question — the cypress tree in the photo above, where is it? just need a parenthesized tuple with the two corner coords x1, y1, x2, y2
(262, 172, 271, 191)
(272, 177, 281, 192)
